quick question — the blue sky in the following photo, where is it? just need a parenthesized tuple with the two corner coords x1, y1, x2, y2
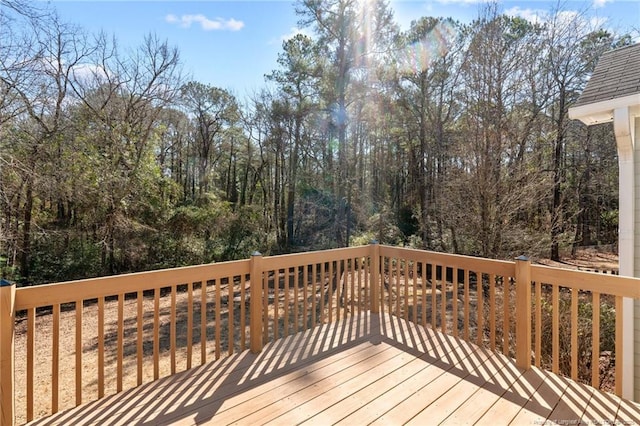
(48, 0, 640, 97)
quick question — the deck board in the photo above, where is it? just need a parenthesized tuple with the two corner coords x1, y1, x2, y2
(28, 312, 640, 426)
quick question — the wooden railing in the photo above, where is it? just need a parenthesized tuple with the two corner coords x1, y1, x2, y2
(528, 265, 639, 395)
(1, 243, 638, 425)
(0, 246, 371, 425)
(375, 246, 517, 355)
(373, 246, 640, 398)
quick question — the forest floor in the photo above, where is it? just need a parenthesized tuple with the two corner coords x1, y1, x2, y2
(536, 247, 619, 272)
(12, 248, 620, 425)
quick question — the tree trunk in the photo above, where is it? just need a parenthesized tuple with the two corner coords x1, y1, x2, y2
(19, 181, 33, 282)
(550, 91, 566, 261)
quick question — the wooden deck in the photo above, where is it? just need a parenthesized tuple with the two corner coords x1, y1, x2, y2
(28, 312, 640, 425)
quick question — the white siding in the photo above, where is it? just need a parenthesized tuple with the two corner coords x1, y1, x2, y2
(634, 116, 640, 401)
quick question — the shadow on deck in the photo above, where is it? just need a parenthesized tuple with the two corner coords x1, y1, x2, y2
(29, 312, 640, 425)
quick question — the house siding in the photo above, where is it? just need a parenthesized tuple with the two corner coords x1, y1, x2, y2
(634, 116, 640, 401)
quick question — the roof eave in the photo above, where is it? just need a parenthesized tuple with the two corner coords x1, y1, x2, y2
(568, 93, 640, 126)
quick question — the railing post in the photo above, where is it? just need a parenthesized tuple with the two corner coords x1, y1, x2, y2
(1, 279, 16, 426)
(370, 241, 380, 314)
(250, 252, 263, 353)
(515, 256, 532, 370)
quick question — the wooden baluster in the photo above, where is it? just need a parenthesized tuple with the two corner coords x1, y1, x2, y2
(188, 282, 193, 367)
(354, 257, 359, 315)
(571, 288, 578, 380)
(503, 278, 510, 356)
(489, 274, 496, 351)
(363, 257, 367, 313)
(117, 294, 124, 392)
(75, 300, 82, 406)
(431, 263, 436, 331)
(274, 271, 280, 339)
(216, 279, 222, 359)
(463, 270, 470, 341)
(228, 278, 234, 356)
(535, 282, 542, 367)
(396, 258, 401, 318)
(293, 266, 299, 333)
(346, 258, 350, 318)
(137, 291, 143, 386)
(412, 261, 417, 325)
(389, 258, 394, 316)
(374, 256, 387, 314)
(328, 261, 334, 323)
(421, 262, 427, 328)
(284, 268, 290, 337)
(477, 273, 483, 346)
(52, 303, 60, 413)
(309, 264, 314, 329)
(27, 307, 34, 422)
(403, 260, 409, 322)
(336, 260, 342, 322)
(440, 266, 446, 334)
(240, 277, 246, 352)
(347, 258, 353, 319)
(452, 269, 459, 338)
(552, 285, 559, 374)
(202, 281, 208, 363)
(153, 289, 160, 380)
(98, 297, 105, 398)
(591, 292, 600, 389)
(170, 286, 177, 374)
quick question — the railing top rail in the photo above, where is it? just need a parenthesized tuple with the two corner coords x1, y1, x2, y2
(530, 264, 640, 298)
(261, 245, 370, 270)
(14, 259, 251, 310)
(13, 244, 637, 310)
(378, 245, 516, 276)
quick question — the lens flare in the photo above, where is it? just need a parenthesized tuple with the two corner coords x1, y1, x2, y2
(330, 103, 348, 127)
(398, 21, 457, 74)
(354, 0, 375, 69)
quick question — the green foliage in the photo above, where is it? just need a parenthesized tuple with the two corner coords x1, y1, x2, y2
(29, 237, 103, 284)
(398, 205, 419, 241)
(166, 196, 267, 263)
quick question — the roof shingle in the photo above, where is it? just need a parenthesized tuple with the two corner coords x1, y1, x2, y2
(573, 43, 640, 108)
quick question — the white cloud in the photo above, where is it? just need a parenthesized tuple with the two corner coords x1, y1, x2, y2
(71, 63, 110, 82)
(280, 27, 312, 42)
(593, 0, 613, 8)
(554, 10, 608, 29)
(266, 27, 313, 46)
(435, 0, 487, 3)
(505, 6, 547, 25)
(165, 14, 244, 32)
(505, 7, 608, 29)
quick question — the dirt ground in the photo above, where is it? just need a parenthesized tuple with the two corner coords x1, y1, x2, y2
(536, 247, 619, 272)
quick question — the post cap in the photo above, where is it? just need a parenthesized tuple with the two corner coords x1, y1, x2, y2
(516, 255, 529, 261)
(370, 239, 379, 245)
(251, 251, 262, 257)
(0, 278, 15, 287)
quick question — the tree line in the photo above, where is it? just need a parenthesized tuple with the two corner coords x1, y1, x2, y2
(0, 0, 632, 285)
